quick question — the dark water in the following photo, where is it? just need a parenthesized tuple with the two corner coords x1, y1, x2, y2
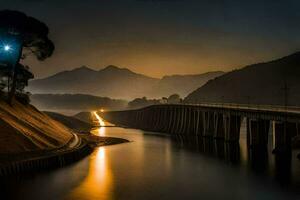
(1, 121, 300, 200)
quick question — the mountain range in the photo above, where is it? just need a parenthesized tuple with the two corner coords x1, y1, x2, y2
(185, 51, 300, 106)
(28, 65, 224, 100)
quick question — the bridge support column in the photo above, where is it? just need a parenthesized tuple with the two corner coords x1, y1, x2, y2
(214, 113, 225, 139)
(203, 111, 215, 137)
(179, 106, 187, 134)
(158, 107, 167, 132)
(272, 121, 296, 154)
(174, 107, 182, 134)
(168, 106, 176, 134)
(195, 109, 204, 136)
(188, 107, 195, 135)
(162, 107, 170, 133)
(247, 119, 270, 148)
(224, 115, 241, 142)
(183, 107, 191, 134)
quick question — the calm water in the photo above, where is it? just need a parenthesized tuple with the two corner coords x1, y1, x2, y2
(1, 121, 300, 200)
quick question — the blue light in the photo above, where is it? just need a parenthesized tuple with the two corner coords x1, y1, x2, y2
(0, 32, 22, 66)
(4, 45, 11, 52)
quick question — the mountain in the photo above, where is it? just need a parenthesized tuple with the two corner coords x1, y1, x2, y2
(185, 52, 300, 106)
(29, 65, 159, 100)
(28, 65, 224, 99)
(152, 72, 224, 98)
(31, 94, 128, 114)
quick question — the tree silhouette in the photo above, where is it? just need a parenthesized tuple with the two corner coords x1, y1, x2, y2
(167, 94, 181, 104)
(0, 10, 54, 103)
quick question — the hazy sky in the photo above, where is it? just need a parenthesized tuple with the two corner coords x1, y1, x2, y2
(1, 0, 300, 78)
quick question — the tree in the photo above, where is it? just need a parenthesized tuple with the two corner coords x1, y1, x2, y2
(15, 64, 34, 93)
(167, 94, 181, 104)
(0, 10, 54, 103)
(128, 97, 161, 109)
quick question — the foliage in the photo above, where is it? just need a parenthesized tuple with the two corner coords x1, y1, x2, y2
(0, 10, 54, 103)
(167, 94, 182, 104)
(128, 97, 161, 109)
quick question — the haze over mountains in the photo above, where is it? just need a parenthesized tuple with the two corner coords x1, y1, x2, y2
(185, 52, 300, 106)
(31, 94, 127, 115)
(28, 65, 224, 100)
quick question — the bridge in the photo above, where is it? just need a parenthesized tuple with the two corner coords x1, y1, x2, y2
(99, 103, 300, 153)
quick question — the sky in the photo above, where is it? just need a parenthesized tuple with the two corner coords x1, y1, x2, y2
(1, 0, 300, 78)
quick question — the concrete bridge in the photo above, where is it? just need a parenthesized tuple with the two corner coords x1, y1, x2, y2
(100, 103, 300, 153)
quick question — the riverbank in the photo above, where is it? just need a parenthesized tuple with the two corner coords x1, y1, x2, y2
(44, 111, 129, 147)
(79, 133, 129, 147)
(0, 136, 92, 176)
(0, 100, 128, 176)
(0, 132, 129, 177)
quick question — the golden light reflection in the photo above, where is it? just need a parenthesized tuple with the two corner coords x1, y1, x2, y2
(93, 111, 105, 127)
(92, 111, 106, 136)
(97, 127, 106, 136)
(66, 147, 114, 200)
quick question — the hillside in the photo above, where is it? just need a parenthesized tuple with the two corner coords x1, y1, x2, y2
(152, 71, 224, 98)
(31, 93, 128, 114)
(73, 112, 93, 124)
(0, 99, 73, 154)
(185, 52, 300, 106)
(28, 65, 223, 99)
(45, 111, 93, 132)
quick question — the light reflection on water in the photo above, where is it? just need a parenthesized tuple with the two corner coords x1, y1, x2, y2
(1, 115, 300, 199)
(66, 147, 114, 200)
(66, 114, 113, 199)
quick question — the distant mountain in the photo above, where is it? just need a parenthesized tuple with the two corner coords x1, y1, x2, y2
(29, 65, 159, 100)
(185, 52, 300, 106)
(31, 94, 128, 112)
(152, 72, 224, 98)
(28, 65, 223, 99)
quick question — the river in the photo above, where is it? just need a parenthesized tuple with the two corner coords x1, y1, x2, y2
(1, 116, 300, 200)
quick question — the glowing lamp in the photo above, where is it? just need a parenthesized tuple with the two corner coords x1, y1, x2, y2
(4, 45, 11, 52)
(0, 31, 22, 67)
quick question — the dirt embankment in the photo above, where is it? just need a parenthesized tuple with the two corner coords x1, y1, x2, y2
(44, 111, 93, 133)
(0, 100, 74, 154)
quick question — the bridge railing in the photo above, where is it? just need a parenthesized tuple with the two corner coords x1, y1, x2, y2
(182, 102, 300, 114)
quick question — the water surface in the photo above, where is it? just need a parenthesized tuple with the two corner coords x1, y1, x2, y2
(1, 122, 300, 200)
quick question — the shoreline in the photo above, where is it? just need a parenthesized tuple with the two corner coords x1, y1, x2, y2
(0, 110, 129, 177)
(79, 133, 130, 147)
(0, 133, 129, 177)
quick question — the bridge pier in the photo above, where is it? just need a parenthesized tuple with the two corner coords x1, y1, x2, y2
(174, 107, 182, 134)
(156, 107, 162, 131)
(162, 107, 170, 133)
(214, 113, 225, 139)
(272, 121, 296, 154)
(188, 107, 195, 135)
(179, 107, 186, 134)
(224, 115, 241, 142)
(194, 109, 203, 136)
(203, 111, 215, 137)
(182, 107, 191, 134)
(247, 119, 270, 148)
(158, 107, 167, 132)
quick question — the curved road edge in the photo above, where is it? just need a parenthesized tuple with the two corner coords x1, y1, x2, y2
(0, 133, 92, 177)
